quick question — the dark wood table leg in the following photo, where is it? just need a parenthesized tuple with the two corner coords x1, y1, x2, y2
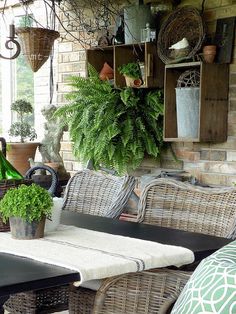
(0, 296, 9, 314)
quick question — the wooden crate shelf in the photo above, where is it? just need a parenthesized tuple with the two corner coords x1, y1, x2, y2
(86, 42, 164, 89)
(164, 61, 229, 143)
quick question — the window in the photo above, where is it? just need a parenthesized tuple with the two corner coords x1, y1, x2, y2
(0, 11, 34, 139)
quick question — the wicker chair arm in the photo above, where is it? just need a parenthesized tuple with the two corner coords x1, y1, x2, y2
(69, 269, 191, 314)
(105, 175, 136, 218)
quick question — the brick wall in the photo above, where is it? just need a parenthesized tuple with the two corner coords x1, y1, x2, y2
(158, 0, 236, 186)
(57, 0, 236, 186)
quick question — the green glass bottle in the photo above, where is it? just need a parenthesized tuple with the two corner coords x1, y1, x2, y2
(0, 150, 23, 180)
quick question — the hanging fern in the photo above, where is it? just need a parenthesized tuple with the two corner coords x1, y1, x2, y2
(55, 65, 164, 174)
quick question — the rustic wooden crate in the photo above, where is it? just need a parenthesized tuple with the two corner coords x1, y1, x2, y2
(164, 61, 229, 142)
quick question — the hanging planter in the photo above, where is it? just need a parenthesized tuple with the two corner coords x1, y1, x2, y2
(16, 27, 60, 72)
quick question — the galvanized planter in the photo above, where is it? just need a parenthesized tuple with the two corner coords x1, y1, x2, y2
(9, 216, 46, 239)
(175, 87, 200, 138)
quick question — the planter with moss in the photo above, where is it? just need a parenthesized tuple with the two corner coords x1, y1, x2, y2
(0, 183, 53, 239)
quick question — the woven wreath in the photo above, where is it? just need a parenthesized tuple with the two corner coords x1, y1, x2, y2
(157, 6, 205, 64)
(177, 69, 200, 87)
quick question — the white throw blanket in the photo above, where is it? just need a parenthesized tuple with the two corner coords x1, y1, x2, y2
(0, 225, 194, 286)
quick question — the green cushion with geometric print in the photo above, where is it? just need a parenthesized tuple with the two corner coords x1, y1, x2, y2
(171, 241, 236, 314)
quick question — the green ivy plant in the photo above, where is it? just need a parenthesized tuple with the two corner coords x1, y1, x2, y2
(55, 65, 164, 174)
(118, 62, 142, 79)
(9, 99, 37, 143)
(0, 184, 53, 223)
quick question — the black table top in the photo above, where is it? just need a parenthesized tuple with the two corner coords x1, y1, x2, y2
(61, 211, 233, 261)
(0, 211, 232, 298)
(0, 253, 79, 297)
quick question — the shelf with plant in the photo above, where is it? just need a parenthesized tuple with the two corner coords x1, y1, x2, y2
(118, 62, 142, 79)
(55, 65, 165, 175)
(118, 62, 143, 87)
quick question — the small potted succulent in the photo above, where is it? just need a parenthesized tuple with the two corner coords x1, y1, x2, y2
(118, 62, 143, 87)
(0, 183, 53, 239)
(7, 99, 39, 175)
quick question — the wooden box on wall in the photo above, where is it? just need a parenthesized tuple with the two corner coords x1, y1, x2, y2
(86, 46, 114, 76)
(86, 42, 164, 88)
(114, 42, 164, 88)
(164, 61, 229, 142)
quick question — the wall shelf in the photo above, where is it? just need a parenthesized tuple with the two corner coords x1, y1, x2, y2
(86, 42, 164, 88)
(164, 61, 229, 142)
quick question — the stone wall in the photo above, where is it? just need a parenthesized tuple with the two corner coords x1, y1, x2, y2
(57, 0, 236, 186)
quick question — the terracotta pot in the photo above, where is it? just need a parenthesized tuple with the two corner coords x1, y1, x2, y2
(9, 216, 46, 239)
(203, 45, 217, 63)
(124, 75, 142, 87)
(7, 142, 40, 176)
(99, 62, 114, 80)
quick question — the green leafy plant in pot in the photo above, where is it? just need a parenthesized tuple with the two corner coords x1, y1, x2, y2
(118, 62, 143, 87)
(9, 99, 37, 142)
(0, 183, 53, 239)
(7, 99, 39, 175)
(55, 65, 164, 174)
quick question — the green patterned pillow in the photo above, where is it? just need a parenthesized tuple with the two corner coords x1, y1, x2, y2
(171, 241, 236, 314)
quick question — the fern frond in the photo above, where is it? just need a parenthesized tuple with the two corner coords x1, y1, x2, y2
(56, 71, 165, 174)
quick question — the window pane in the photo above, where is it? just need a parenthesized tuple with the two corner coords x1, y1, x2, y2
(15, 15, 34, 124)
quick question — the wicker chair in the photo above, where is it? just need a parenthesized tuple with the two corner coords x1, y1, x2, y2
(137, 178, 236, 238)
(4, 170, 135, 314)
(69, 269, 190, 314)
(68, 178, 236, 314)
(62, 169, 136, 218)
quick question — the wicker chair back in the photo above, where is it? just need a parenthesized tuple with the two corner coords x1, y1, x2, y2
(62, 169, 135, 218)
(137, 178, 236, 239)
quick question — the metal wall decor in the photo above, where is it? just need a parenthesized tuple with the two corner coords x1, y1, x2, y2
(0, 16, 21, 59)
(1, 1, 142, 49)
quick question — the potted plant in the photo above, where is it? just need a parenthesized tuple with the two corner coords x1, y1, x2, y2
(202, 35, 217, 63)
(118, 62, 143, 87)
(7, 99, 39, 175)
(0, 183, 53, 239)
(55, 65, 165, 175)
